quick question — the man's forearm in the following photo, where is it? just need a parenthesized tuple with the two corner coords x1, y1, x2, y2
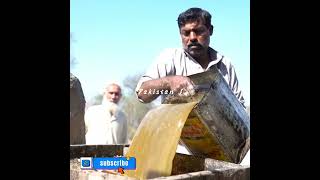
(137, 77, 171, 103)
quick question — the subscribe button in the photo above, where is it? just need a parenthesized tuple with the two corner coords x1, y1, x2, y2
(80, 157, 136, 170)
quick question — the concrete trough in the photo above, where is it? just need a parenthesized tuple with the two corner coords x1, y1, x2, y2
(70, 145, 249, 180)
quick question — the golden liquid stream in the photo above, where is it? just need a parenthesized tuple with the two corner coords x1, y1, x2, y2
(124, 102, 197, 179)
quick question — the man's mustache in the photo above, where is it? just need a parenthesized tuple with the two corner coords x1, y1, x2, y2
(188, 43, 203, 49)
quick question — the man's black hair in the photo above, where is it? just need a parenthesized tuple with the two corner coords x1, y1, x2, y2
(177, 7, 212, 29)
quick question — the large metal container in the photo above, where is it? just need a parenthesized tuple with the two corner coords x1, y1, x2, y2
(162, 67, 250, 164)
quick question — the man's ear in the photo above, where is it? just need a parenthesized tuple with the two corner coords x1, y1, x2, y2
(209, 25, 213, 35)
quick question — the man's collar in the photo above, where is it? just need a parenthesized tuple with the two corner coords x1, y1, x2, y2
(183, 47, 223, 69)
(207, 47, 223, 69)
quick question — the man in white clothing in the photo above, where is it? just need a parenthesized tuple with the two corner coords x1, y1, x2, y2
(85, 83, 128, 145)
(135, 7, 249, 164)
(135, 7, 246, 108)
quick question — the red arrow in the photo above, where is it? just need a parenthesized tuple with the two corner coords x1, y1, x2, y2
(118, 167, 125, 174)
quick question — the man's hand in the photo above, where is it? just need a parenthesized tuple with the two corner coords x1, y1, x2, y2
(137, 75, 195, 103)
(166, 76, 195, 97)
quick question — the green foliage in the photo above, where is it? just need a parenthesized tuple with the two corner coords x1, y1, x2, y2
(119, 73, 154, 140)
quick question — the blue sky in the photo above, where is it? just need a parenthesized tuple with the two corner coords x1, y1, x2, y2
(70, 0, 250, 105)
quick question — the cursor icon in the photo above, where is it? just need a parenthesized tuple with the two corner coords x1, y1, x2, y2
(118, 167, 125, 174)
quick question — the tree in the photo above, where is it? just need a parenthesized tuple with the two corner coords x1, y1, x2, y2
(91, 94, 104, 106)
(120, 73, 154, 140)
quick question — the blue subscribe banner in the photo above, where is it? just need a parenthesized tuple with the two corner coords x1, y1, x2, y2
(93, 157, 136, 170)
